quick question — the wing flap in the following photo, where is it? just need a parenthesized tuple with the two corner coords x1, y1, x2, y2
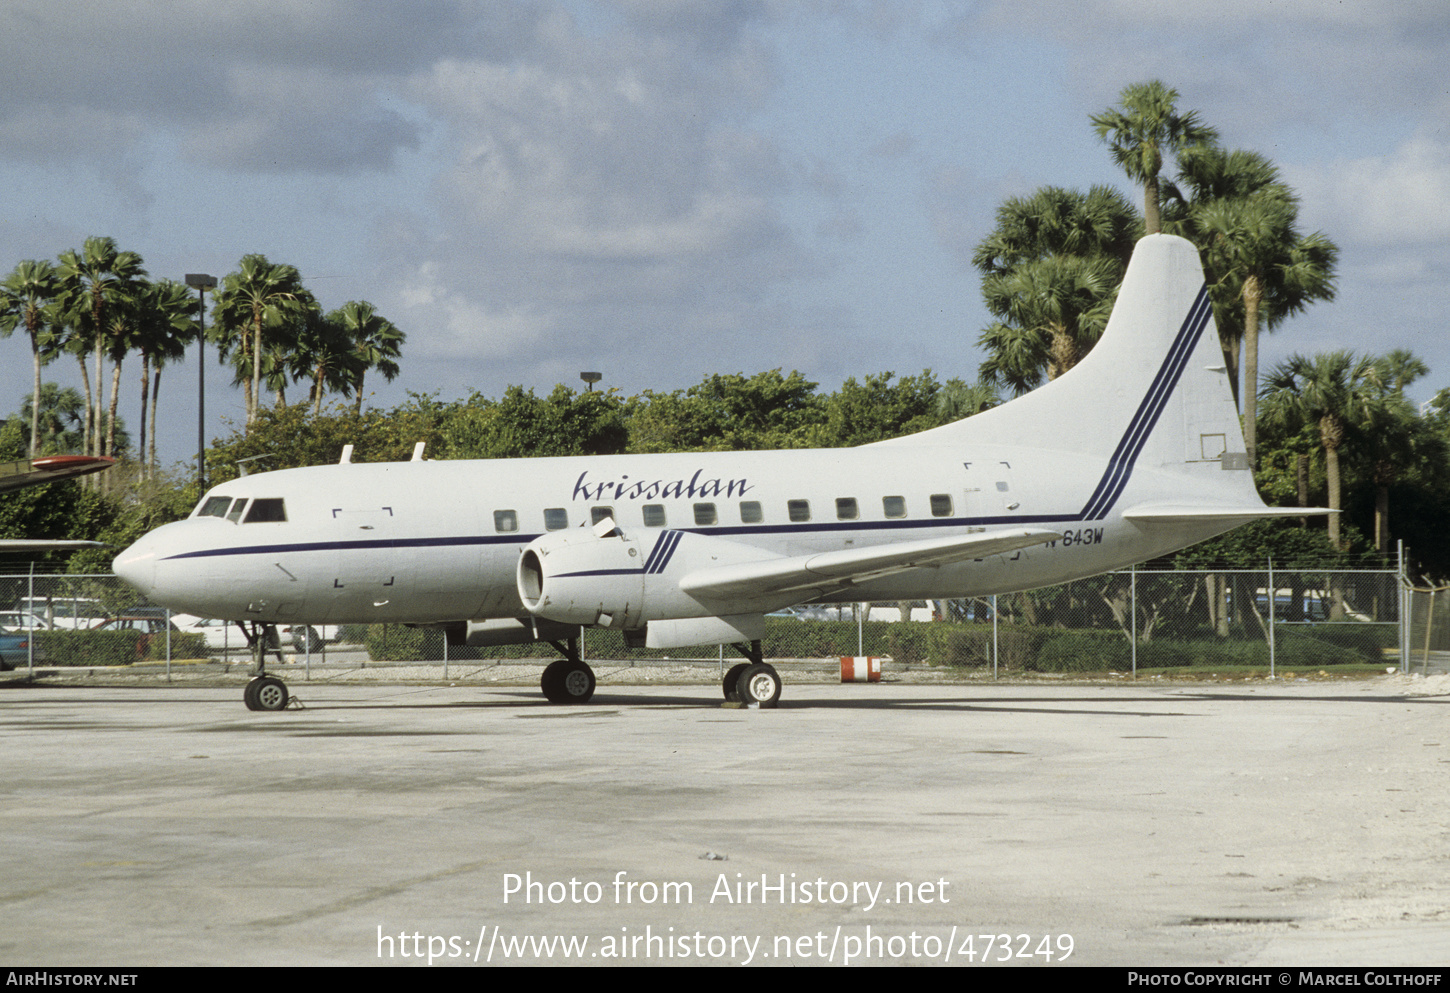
(679, 528, 1060, 600)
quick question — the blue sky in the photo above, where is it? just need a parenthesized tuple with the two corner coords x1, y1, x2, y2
(2, 0, 1447, 469)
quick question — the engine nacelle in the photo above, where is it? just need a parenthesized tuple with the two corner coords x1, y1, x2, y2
(517, 522, 788, 632)
(517, 526, 645, 629)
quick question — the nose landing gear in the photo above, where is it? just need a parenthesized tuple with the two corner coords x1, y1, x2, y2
(241, 622, 292, 711)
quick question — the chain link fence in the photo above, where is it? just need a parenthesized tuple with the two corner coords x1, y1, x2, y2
(0, 558, 1408, 677)
(1404, 583, 1450, 674)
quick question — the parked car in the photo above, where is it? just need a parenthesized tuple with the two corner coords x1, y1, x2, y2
(169, 614, 251, 649)
(170, 616, 331, 652)
(90, 614, 193, 660)
(15, 596, 105, 630)
(0, 626, 45, 670)
(0, 610, 51, 631)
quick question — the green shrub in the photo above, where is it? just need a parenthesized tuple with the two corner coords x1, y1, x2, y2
(37, 630, 144, 666)
(1032, 630, 1131, 672)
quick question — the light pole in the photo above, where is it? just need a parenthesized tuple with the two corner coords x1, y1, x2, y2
(580, 371, 602, 392)
(185, 273, 217, 487)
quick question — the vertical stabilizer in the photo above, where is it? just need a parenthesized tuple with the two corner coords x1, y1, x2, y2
(893, 234, 1247, 483)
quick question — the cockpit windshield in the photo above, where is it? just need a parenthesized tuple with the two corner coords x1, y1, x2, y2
(194, 495, 285, 523)
(196, 495, 232, 518)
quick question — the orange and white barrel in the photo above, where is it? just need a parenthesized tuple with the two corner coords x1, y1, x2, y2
(840, 656, 882, 682)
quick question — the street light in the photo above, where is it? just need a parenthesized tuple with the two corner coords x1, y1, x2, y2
(580, 371, 602, 391)
(185, 273, 217, 487)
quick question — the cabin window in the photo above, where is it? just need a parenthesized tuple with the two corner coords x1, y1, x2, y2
(787, 499, 811, 523)
(197, 496, 231, 519)
(243, 498, 287, 523)
(739, 501, 763, 524)
(543, 508, 568, 531)
(883, 495, 906, 519)
(835, 497, 858, 521)
(642, 504, 667, 527)
(590, 506, 614, 526)
(494, 510, 518, 533)
(693, 503, 717, 526)
(225, 499, 248, 523)
(930, 493, 953, 517)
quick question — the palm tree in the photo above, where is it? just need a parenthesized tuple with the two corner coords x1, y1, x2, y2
(55, 237, 146, 457)
(211, 255, 314, 428)
(289, 309, 360, 415)
(330, 301, 404, 413)
(1164, 146, 1286, 406)
(1361, 350, 1430, 554)
(0, 260, 60, 457)
(1196, 195, 1338, 468)
(134, 280, 199, 475)
(1091, 80, 1218, 235)
(1260, 351, 1382, 549)
(17, 383, 87, 454)
(978, 254, 1121, 391)
(973, 186, 1138, 392)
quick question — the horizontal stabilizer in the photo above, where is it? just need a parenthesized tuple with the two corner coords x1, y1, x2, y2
(680, 527, 1060, 600)
(1123, 504, 1335, 526)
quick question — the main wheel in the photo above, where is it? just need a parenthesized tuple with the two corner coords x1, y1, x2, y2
(722, 663, 750, 701)
(735, 662, 781, 709)
(252, 676, 289, 711)
(243, 677, 262, 710)
(541, 659, 595, 704)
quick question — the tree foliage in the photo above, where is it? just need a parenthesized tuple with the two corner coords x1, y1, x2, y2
(972, 186, 1140, 392)
(1091, 80, 1218, 235)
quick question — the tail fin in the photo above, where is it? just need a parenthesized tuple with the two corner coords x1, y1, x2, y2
(894, 234, 1247, 480)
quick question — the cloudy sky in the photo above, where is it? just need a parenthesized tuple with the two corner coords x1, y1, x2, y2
(2, 0, 1447, 468)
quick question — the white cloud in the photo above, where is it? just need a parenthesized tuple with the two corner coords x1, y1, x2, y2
(1289, 135, 1450, 245)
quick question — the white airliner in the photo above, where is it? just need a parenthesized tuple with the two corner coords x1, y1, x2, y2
(114, 234, 1312, 711)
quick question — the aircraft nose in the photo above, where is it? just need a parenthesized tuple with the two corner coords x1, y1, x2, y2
(113, 534, 157, 596)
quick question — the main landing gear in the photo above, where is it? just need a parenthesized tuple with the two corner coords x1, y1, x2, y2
(722, 640, 781, 709)
(242, 621, 291, 712)
(540, 637, 595, 704)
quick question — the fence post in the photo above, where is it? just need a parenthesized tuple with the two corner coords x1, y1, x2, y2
(991, 594, 998, 679)
(1130, 563, 1137, 678)
(26, 563, 34, 675)
(1399, 540, 1409, 674)
(1267, 556, 1275, 678)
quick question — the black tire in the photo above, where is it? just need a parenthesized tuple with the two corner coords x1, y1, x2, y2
(735, 663, 781, 709)
(722, 663, 750, 701)
(541, 658, 595, 704)
(253, 676, 289, 711)
(243, 678, 262, 711)
(292, 626, 321, 652)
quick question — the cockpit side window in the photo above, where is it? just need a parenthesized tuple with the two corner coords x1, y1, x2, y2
(243, 498, 287, 523)
(225, 499, 248, 523)
(197, 496, 232, 518)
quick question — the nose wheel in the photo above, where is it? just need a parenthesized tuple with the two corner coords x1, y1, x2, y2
(244, 676, 290, 711)
(241, 621, 291, 711)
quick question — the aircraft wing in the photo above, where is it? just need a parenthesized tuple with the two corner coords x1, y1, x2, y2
(679, 527, 1061, 600)
(1123, 503, 1334, 525)
(0, 540, 106, 551)
(0, 455, 115, 494)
